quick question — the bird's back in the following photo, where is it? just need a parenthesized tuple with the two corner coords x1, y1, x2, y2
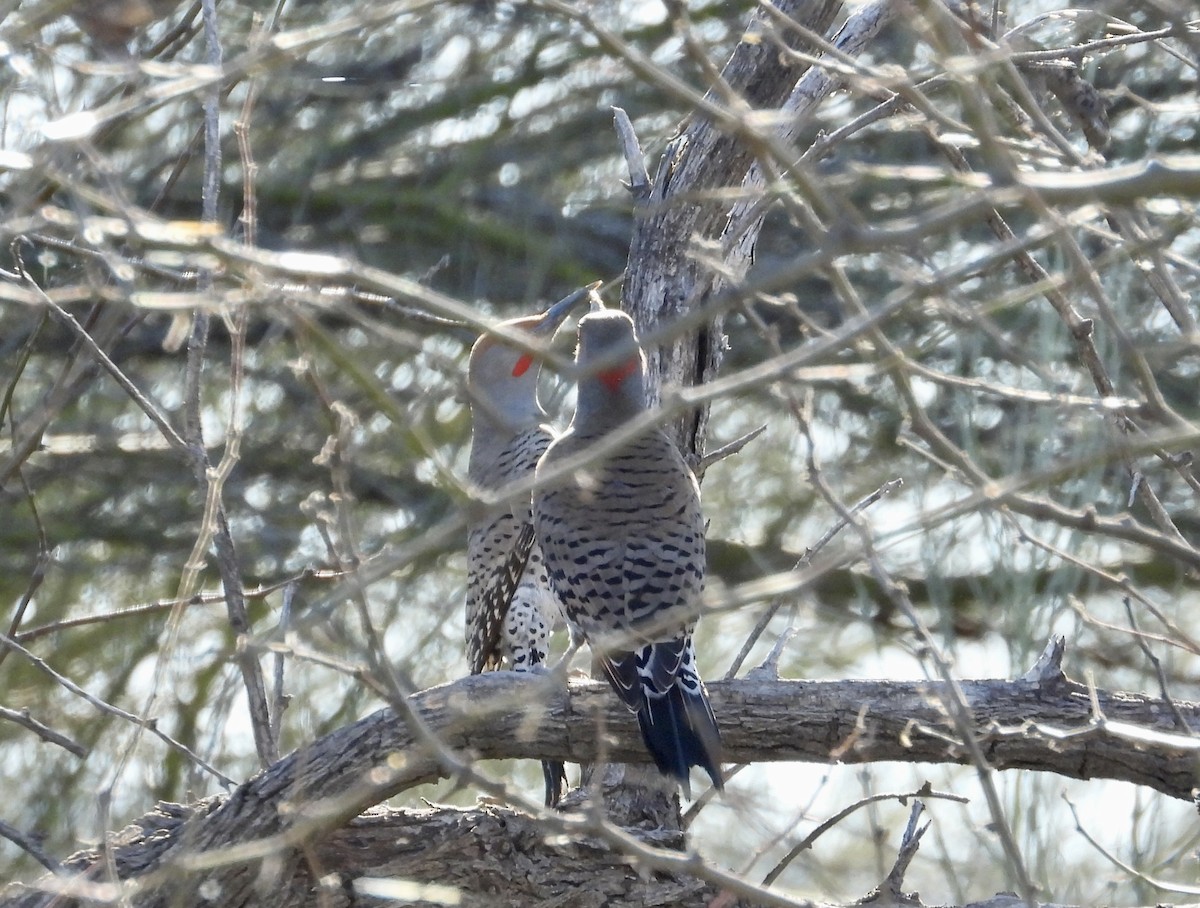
(534, 420, 722, 792)
(534, 424, 705, 648)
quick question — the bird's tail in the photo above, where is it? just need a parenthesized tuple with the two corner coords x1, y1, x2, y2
(524, 654, 567, 808)
(636, 673, 723, 797)
(542, 759, 567, 807)
(605, 637, 723, 796)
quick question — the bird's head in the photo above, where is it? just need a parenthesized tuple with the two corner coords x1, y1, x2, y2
(467, 286, 589, 431)
(574, 308, 647, 417)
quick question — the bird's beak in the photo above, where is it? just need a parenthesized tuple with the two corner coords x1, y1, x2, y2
(586, 285, 606, 313)
(532, 280, 604, 335)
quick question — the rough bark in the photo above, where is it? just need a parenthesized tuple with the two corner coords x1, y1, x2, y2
(6, 643, 1198, 907)
(622, 0, 844, 458)
(13, 801, 1200, 908)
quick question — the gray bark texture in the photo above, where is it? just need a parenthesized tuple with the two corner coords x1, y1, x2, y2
(6, 643, 1198, 907)
(621, 0, 843, 458)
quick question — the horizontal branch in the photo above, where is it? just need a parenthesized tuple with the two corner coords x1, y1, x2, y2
(14, 800, 1200, 908)
(7, 644, 1198, 906)
(29, 801, 1200, 908)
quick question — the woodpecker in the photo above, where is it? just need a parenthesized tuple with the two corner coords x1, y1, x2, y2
(532, 308, 722, 795)
(465, 286, 589, 807)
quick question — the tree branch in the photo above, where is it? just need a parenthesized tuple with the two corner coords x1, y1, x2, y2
(18, 803, 1190, 908)
(6, 640, 1198, 906)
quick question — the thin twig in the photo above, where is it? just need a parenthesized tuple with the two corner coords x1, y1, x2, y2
(785, 237, 1039, 901)
(0, 704, 87, 757)
(0, 474, 49, 671)
(14, 571, 339, 643)
(12, 258, 187, 453)
(724, 478, 902, 680)
(697, 423, 767, 474)
(170, 0, 277, 771)
(0, 632, 234, 786)
(270, 581, 297, 753)
(878, 800, 929, 899)
(0, 818, 61, 874)
(763, 787, 963, 886)
(1122, 598, 1194, 734)
(1062, 792, 1200, 896)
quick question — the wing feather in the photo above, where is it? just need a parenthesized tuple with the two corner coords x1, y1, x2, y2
(466, 518, 536, 674)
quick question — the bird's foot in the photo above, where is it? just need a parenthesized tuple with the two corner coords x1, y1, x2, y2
(547, 637, 583, 681)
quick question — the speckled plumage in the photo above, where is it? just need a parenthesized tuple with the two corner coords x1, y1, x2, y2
(533, 309, 723, 795)
(466, 425, 559, 676)
(465, 292, 585, 806)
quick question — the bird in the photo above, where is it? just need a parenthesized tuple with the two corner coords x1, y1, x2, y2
(532, 306, 723, 796)
(464, 284, 593, 807)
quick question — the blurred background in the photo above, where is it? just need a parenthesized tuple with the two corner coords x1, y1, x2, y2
(1, 0, 1198, 901)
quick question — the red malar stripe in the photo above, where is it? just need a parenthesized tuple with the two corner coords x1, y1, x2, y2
(512, 352, 534, 377)
(598, 358, 639, 391)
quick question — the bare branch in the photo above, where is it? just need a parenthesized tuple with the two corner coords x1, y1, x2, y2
(0, 705, 86, 758)
(0, 633, 233, 786)
(7, 661, 1200, 905)
(611, 106, 650, 201)
(0, 820, 60, 876)
(763, 788, 963, 887)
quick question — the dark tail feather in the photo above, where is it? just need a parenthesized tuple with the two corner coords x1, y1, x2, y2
(542, 759, 567, 807)
(635, 681, 723, 797)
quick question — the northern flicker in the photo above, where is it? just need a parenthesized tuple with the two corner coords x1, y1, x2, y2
(532, 308, 723, 795)
(465, 286, 590, 807)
